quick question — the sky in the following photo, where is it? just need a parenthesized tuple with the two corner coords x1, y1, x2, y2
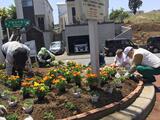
(0, 0, 160, 24)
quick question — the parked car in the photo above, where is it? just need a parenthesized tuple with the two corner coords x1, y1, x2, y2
(49, 41, 65, 55)
(105, 38, 138, 56)
(146, 36, 160, 53)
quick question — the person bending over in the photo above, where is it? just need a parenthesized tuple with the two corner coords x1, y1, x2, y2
(124, 46, 160, 83)
(2, 41, 31, 78)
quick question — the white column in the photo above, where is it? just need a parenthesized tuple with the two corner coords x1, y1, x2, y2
(0, 17, 5, 63)
(88, 20, 100, 75)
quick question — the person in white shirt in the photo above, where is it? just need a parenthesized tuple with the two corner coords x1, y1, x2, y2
(123, 46, 160, 82)
(114, 49, 131, 69)
(1, 41, 31, 78)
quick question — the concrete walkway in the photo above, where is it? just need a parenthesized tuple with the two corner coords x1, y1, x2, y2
(100, 84, 155, 120)
(146, 76, 160, 120)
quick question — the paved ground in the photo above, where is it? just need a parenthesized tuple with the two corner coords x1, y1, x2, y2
(56, 53, 160, 120)
(146, 76, 160, 120)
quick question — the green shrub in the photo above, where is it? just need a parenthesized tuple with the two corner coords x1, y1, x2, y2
(43, 111, 55, 120)
(64, 102, 77, 111)
(6, 113, 18, 120)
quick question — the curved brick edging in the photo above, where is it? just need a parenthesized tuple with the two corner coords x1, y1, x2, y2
(61, 81, 144, 120)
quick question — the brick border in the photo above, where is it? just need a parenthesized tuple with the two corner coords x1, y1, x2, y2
(61, 81, 144, 120)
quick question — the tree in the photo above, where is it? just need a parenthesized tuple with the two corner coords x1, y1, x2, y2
(110, 8, 129, 23)
(0, 7, 8, 28)
(0, 5, 16, 28)
(129, 0, 143, 14)
(7, 5, 17, 19)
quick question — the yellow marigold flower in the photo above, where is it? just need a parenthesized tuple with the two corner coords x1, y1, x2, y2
(40, 79, 45, 83)
(34, 82, 40, 87)
(40, 86, 45, 91)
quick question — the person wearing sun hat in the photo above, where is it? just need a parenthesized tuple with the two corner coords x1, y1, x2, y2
(123, 46, 160, 83)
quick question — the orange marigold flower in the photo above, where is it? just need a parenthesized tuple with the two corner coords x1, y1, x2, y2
(43, 76, 49, 81)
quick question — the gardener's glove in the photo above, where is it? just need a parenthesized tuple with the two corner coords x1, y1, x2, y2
(124, 72, 130, 77)
(0, 105, 7, 115)
(46, 59, 51, 63)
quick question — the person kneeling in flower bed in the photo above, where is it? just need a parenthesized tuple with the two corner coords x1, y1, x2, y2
(37, 47, 55, 67)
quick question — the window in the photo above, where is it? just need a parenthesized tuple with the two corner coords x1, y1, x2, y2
(72, 7, 76, 23)
(22, 0, 33, 7)
(38, 17, 45, 30)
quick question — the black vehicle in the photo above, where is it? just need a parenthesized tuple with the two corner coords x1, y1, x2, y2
(146, 36, 160, 53)
(105, 38, 138, 56)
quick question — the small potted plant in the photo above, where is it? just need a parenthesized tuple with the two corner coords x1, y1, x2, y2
(1, 90, 11, 100)
(72, 71, 82, 87)
(90, 91, 100, 103)
(22, 99, 34, 114)
(8, 95, 18, 107)
(6, 113, 18, 120)
(85, 73, 98, 90)
(33, 82, 49, 101)
(52, 76, 66, 94)
(7, 75, 21, 91)
(72, 86, 81, 98)
(41, 75, 53, 89)
(21, 80, 34, 99)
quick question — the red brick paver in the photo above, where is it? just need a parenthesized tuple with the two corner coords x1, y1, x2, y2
(147, 75, 160, 120)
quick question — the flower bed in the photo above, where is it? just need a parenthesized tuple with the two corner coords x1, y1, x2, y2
(0, 61, 141, 120)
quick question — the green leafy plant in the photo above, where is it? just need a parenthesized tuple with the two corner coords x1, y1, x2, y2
(58, 60, 64, 65)
(6, 113, 18, 120)
(1, 90, 11, 99)
(110, 8, 129, 23)
(7, 75, 21, 90)
(90, 90, 100, 97)
(72, 71, 82, 87)
(52, 76, 66, 93)
(85, 73, 98, 85)
(10, 95, 17, 102)
(43, 111, 55, 120)
(33, 82, 49, 100)
(23, 99, 34, 108)
(64, 102, 77, 111)
(0, 70, 8, 84)
(0, 63, 5, 69)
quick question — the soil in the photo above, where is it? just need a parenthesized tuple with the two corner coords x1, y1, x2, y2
(130, 22, 160, 44)
(0, 71, 137, 120)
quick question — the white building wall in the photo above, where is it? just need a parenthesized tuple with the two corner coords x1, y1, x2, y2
(57, 3, 68, 30)
(14, 0, 24, 18)
(104, 0, 109, 21)
(66, 0, 109, 25)
(65, 22, 115, 53)
(33, 0, 53, 31)
(43, 32, 53, 49)
(33, 0, 45, 15)
(44, 0, 53, 30)
(67, 1, 75, 25)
